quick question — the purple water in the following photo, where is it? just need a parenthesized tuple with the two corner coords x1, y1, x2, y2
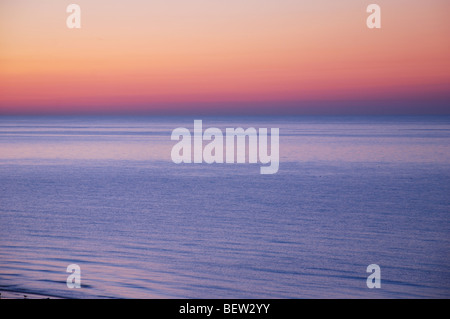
(0, 116, 449, 298)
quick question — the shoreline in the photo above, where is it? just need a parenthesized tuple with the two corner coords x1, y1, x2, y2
(0, 289, 62, 300)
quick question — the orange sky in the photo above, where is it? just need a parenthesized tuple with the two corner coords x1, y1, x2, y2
(0, 0, 449, 114)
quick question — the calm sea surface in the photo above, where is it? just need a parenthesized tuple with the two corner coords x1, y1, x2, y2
(0, 116, 449, 298)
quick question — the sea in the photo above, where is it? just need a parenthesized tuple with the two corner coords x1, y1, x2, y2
(0, 115, 449, 298)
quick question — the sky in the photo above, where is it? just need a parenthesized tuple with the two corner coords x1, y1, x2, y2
(0, 0, 449, 115)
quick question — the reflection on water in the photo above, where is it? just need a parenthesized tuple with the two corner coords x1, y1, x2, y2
(1, 116, 449, 164)
(0, 116, 449, 298)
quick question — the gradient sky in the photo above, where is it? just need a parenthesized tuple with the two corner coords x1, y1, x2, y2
(0, 0, 449, 115)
